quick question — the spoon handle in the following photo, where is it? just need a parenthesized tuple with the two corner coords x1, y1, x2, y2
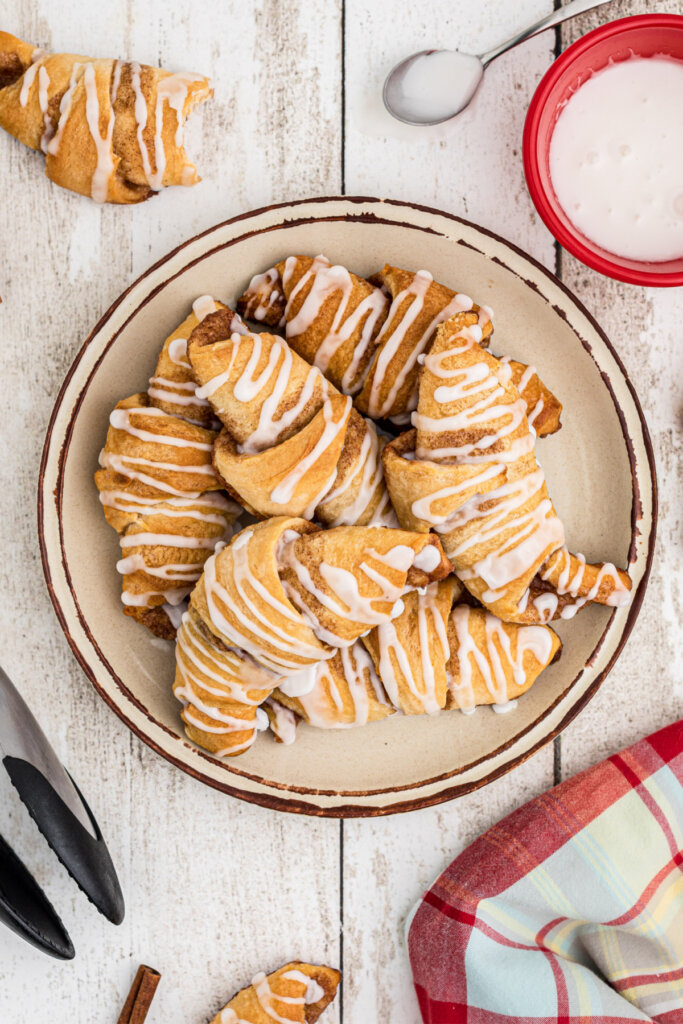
(479, 0, 617, 67)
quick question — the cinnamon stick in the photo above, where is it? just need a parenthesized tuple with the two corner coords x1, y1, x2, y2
(117, 964, 161, 1024)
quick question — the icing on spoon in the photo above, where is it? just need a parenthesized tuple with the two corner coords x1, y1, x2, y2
(383, 0, 616, 126)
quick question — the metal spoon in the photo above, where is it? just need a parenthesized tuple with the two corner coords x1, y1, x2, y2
(383, 0, 616, 126)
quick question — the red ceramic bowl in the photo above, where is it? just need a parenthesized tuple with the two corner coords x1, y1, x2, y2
(523, 14, 683, 287)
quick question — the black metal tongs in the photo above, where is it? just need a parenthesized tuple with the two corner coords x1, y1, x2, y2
(0, 665, 124, 958)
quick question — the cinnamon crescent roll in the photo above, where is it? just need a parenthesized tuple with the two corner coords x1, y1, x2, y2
(356, 263, 494, 421)
(95, 393, 238, 637)
(273, 643, 395, 730)
(147, 296, 246, 427)
(188, 309, 396, 527)
(211, 962, 341, 1024)
(363, 578, 460, 716)
(445, 605, 562, 712)
(174, 517, 450, 754)
(239, 254, 390, 395)
(384, 311, 631, 623)
(0, 31, 211, 203)
(275, 579, 560, 730)
(237, 257, 561, 433)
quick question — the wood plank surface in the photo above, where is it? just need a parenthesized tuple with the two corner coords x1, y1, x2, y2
(0, 1, 679, 1022)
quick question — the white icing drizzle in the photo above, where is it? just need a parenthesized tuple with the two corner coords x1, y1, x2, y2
(283, 255, 388, 394)
(295, 643, 389, 728)
(181, 703, 268, 757)
(269, 396, 351, 511)
(280, 538, 417, 636)
(129, 65, 205, 191)
(202, 530, 329, 673)
(148, 376, 211, 409)
(109, 406, 213, 450)
(196, 332, 327, 455)
(409, 462, 504, 528)
(367, 270, 474, 418)
(412, 544, 441, 573)
(99, 450, 215, 495)
(244, 970, 324, 1023)
(116, 509, 232, 606)
(447, 606, 554, 712)
(319, 418, 390, 527)
(19, 57, 42, 106)
(264, 698, 298, 744)
(412, 326, 528, 461)
(168, 337, 191, 366)
(162, 600, 186, 629)
(192, 294, 217, 322)
(176, 611, 277, 705)
(37, 66, 52, 152)
(18, 55, 55, 152)
(540, 547, 630, 608)
(82, 61, 118, 204)
(122, 586, 192, 607)
(47, 61, 81, 157)
(374, 584, 449, 714)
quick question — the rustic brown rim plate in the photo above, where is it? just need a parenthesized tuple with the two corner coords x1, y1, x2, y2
(38, 196, 656, 816)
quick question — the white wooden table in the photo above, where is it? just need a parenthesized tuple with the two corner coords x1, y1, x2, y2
(0, 1, 680, 1021)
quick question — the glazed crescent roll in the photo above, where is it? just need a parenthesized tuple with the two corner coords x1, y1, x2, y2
(384, 311, 631, 622)
(356, 263, 493, 421)
(273, 642, 395, 730)
(188, 308, 397, 527)
(174, 605, 276, 757)
(211, 962, 341, 1024)
(147, 296, 246, 427)
(497, 356, 562, 436)
(94, 392, 238, 637)
(236, 257, 561, 432)
(445, 605, 562, 712)
(239, 254, 390, 395)
(0, 31, 210, 202)
(363, 577, 460, 716)
(174, 517, 450, 754)
(275, 579, 561, 730)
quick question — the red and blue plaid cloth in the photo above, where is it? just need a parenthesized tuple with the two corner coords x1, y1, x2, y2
(408, 721, 683, 1023)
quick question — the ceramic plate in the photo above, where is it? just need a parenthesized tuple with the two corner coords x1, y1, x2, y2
(38, 197, 656, 816)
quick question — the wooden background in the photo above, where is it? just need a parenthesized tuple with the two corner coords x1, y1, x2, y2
(0, 1, 680, 1021)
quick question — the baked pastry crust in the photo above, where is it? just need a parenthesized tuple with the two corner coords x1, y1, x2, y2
(188, 309, 396, 527)
(212, 962, 341, 1024)
(384, 311, 631, 622)
(237, 256, 562, 433)
(0, 31, 210, 203)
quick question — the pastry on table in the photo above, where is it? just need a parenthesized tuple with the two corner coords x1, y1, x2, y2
(0, 30, 210, 203)
(173, 516, 450, 754)
(236, 256, 561, 431)
(383, 311, 631, 623)
(187, 308, 397, 526)
(94, 392, 239, 639)
(211, 962, 341, 1024)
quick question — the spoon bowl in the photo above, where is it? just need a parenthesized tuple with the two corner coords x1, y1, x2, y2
(382, 0, 617, 126)
(383, 49, 484, 126)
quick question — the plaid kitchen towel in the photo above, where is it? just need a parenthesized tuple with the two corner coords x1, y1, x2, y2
(407, 720, 683, 1023)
